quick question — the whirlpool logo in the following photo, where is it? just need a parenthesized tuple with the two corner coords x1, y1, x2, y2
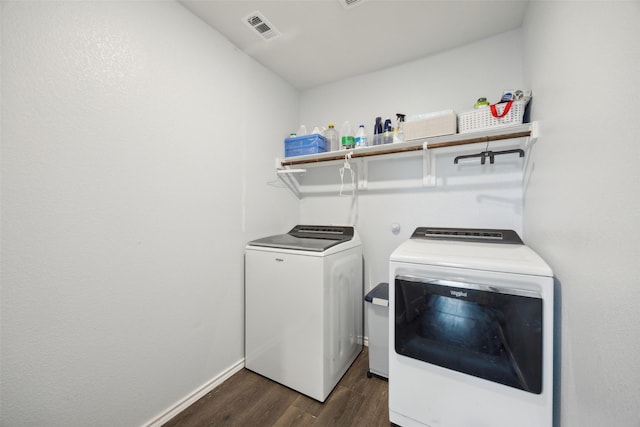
(450, 290, 468, 298)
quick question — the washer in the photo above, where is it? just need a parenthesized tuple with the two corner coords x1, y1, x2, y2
(389, 227, 554, 427)
(245, 225, 363, 402)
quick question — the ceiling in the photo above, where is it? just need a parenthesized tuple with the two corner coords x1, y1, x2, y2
(179, 0, 529, 91)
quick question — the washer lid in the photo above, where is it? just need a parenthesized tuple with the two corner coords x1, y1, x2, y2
(247, 225, 354, 252)
(391, 228, 552, 277)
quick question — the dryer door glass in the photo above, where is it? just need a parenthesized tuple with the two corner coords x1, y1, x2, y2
(394, 276, 543, 394)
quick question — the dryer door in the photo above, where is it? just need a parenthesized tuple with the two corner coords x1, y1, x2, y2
(394, 275, 543, 394)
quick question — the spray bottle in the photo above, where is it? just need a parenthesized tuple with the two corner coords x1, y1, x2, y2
(393, 113, 406, 143)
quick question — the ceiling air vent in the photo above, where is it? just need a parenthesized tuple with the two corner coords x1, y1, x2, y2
(243, 11, 281, 41)
(339, 0, 367, 8)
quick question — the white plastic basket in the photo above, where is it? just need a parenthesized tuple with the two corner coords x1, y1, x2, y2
(458, 100, 528, 134)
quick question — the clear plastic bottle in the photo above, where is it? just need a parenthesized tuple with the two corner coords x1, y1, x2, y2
(383, 117, 393, 144)
(355, 124, 368, 147)
(341, 121, 354, 149)
(325, 123, 340, 151)
(297, 125, 307, 136)
(373, 117, 383, 145)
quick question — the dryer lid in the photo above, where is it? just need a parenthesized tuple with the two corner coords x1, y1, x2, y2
(411, 227, 523, 244)
(391, 227, 552, 277)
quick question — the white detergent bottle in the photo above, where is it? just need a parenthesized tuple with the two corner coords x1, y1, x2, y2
(355, 124, 368, 147)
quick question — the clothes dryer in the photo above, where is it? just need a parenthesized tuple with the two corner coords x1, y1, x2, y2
(389, 227, 554, 427)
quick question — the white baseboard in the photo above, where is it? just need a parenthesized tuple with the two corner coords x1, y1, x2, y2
(143, 358, 245, 427)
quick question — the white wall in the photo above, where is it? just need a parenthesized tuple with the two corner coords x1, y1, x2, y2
(4, 2, 638, 427)
(0, 2, 298, 426)
(299, 30, 526, 294)
(301, 29, 524, 139)
(522, 2, 640, 426)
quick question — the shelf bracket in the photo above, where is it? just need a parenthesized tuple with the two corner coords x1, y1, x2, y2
(358, 157, 368, 191)
(522, 122, 538, 185)
(422, 141, 436, 187)
(526, 121, 539, 148)
(276, 168, 304, 199)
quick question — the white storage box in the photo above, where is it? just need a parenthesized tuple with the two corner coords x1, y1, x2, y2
(403, 109, 457, 141)
(458, 99, 528, 134)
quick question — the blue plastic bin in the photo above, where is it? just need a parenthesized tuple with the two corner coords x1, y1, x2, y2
(284, 134, 329, 157)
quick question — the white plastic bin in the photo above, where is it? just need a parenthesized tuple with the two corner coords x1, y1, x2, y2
(364, 282, 389, 379)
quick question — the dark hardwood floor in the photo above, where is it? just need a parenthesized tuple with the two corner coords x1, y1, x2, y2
(163, 347, 390, 427)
